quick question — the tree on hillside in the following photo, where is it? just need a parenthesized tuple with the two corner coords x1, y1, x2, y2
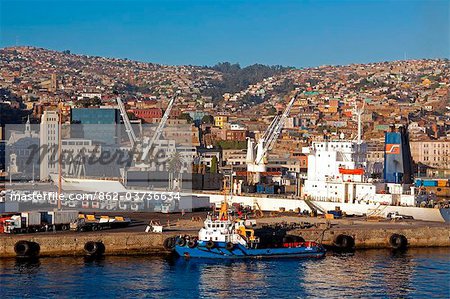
(202, 62, 293, 101)
(210, 156, 218, 174)
(179, 113, 193, 123)
(202, 114, 214, 124)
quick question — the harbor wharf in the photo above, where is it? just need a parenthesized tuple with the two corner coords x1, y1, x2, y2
(0, 218, 448, 258)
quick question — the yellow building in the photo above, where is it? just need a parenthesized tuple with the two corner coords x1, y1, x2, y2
(214, 115, 228, 129)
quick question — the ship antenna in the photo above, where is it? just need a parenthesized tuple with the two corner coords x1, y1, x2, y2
(354, 100, 365, 145)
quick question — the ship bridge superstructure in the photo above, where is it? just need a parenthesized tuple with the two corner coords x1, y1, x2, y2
(303, 140, 368, 183)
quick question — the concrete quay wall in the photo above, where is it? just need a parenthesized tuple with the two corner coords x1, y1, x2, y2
(0, 225, 449, 258)
(291, 225, 450, 249)
(0, 232, 176, 258)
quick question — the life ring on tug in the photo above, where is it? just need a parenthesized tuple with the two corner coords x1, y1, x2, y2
(206, 240, 215, 249)
(176, 237, 187, 247)
(226, 242, 234, 251)
(187, 240, 197, 248)
(389, 234, 407, 250)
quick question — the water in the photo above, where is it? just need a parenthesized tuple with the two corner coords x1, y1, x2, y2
(0, 248, 449, 298)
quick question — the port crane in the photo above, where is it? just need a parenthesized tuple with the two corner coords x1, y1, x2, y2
(246, 91, 299, 184)
(117, 96, 137, 147)
(140, 93, 178, 163)
(116, 93, 178, 165)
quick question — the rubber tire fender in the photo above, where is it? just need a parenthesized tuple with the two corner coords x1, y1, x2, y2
(334, 234, 355, 250)
(163, 237, 176, 250)
(84, 241, 105, 256)
(14, 240, 40, 258)
(389, 234, 407, 250)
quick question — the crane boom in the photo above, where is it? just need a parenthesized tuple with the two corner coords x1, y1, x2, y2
(141, 95, 177, 161)
(255, 92, 298, 164)
(117, 97, 137, 146)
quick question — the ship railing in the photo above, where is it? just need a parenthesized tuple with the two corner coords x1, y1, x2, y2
(308, 195, 341, 203)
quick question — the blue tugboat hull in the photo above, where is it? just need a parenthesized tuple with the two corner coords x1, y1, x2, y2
(175, 241, 326, 259)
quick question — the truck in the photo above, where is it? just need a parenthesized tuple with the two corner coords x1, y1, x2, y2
(70, 214, 131, 232)
(2, 210, 79, 234)
(386, 211, 414, 220)
(0, 216, 12, 233)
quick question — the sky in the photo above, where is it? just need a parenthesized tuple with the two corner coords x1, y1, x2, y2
(0, 0, 449, 67)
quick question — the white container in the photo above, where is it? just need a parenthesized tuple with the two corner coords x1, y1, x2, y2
(21, 211, 42, 226)
(48, 210, 79, 225)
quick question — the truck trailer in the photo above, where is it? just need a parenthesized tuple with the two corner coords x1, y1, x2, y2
(2, 210, 79, 234)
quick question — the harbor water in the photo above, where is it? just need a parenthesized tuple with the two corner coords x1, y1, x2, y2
(0, 248, 448, 298)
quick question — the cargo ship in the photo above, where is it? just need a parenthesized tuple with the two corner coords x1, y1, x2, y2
(173, 202, 326, 259)
(32, 128, 450, 222)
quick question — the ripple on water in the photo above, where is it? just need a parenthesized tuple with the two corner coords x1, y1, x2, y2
(0, 248, 449, 298)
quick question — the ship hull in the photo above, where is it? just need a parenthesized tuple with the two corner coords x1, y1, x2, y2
(200, 193, 450, 223)
(175, 241, 326, 259)
(54, 177, 449, 223)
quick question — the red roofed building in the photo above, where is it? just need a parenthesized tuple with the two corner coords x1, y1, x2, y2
(129, 108, 163, 122)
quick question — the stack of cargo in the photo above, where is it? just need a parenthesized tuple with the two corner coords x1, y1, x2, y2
(241, 184, 256, 193)
(423, 180, 438, 187)
(256, 184, 265, 193)
(255, 184, 285, 194)
(203, 173, 222, 190)
(415, 179, 449, 187)
(437, 179, 449, 187)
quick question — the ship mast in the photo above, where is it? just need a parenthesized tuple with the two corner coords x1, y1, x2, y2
(57, 103, 62, 210)
(353, 100, 365, 168)
(354, 101, 365, 145)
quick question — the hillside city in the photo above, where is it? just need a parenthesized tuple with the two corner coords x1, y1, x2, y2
(0, 46, 449, 182)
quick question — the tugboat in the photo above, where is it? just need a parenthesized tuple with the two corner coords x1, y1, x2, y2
(174, 202, 326, 259)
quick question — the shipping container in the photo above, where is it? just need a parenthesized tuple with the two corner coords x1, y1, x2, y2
(192, 173, 203, 190)
(203, 173, 222, 190)
(437, 179, 449, 187)
(21, 212, 42, 226)
(47, 210, 79, 225)
(265, 185, 275, 194)
(327, 210, 343, 218)
(264, 184, 285, 194)
(256, 184, 265, 193)
(423, 180, 438, 187)
(241, 184, 256, 193)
